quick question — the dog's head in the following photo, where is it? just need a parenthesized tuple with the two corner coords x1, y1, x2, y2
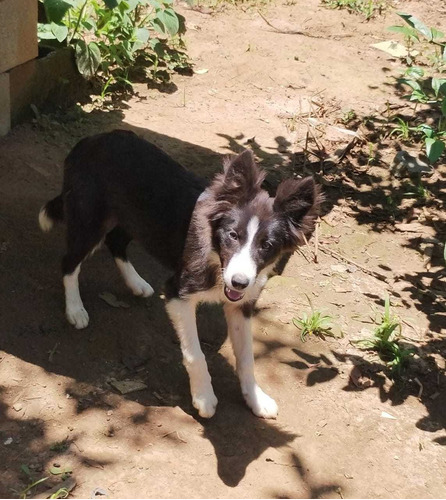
(208, 150, 322, 303)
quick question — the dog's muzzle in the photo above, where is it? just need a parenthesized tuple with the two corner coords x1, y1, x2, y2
(224, 286, 245, 302)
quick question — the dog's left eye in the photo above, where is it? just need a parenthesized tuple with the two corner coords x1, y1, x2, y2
(261, 240, 272, 250)
(229, 230, 238, 241)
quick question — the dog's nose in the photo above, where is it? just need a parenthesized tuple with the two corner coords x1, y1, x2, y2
(231, 274, 249, 290)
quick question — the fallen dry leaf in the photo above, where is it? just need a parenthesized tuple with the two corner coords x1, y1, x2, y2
(371, 40, 418, 58)
(109, 380, 148, 394)
(99, 292, 130, 309)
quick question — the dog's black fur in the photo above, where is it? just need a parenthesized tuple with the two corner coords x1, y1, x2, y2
(49, 130, 206, 276)
(44, 129, 320, 300)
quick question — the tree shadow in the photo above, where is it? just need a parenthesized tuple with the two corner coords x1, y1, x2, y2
(0, 384, 116, 498)
(215, 108, 445, 336)
(265, 452, 341, 499)
(214, 111, 445, 445)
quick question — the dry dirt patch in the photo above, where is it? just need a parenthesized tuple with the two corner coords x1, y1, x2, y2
(0, 0, 445, 498)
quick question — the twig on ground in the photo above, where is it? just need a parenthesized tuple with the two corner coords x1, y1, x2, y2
(266, 458, 300, 468)
(302, 234, 317, 264)
(303, 130, 309, 170)
(401, 319, 419, 335)
(257, 11, 350, 39)
(161, 430, 187, 443)
(319, 244, 390, 283)
(303, 121, 327, 170)
(296, 246, 312, 264)
(314, 218, 320, 263)
(332, 137, 358, 164)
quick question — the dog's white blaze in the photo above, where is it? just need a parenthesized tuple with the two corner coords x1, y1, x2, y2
(224, 216, 259, 287)
(115, 258, 154, 297)
(166, 298, 218, 418)
(38, 206, 53, 232)
(224, 305, 278, 419)
(64, 265, 89, 329)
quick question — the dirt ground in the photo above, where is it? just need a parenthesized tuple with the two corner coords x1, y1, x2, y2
(1, 0, 445, 498)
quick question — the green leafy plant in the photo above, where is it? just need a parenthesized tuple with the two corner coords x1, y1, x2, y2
(341, 109, 357, 125)
(50, 488, 70, 499)
(353, 296, 414, 375)
(388, 117, 414, 141)
(416, 121, 446, 164)
(321, 0, 388, 20)
(403, 180, 430, 199)
(38, 0, 189, 89)
(50, 440, 70, 453)
(388, 13, 446, 164)
(388, 13, 446, 68)
(293, 303, 334, 342)
(11, 466, 48, 499)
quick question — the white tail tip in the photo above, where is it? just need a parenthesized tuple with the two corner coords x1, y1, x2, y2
(39, 206, 53, 232)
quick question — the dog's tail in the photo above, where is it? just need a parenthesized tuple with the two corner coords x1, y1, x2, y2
(39, 194, 64, 232)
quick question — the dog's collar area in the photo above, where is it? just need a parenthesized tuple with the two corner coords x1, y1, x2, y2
(224, 286, 244, 302)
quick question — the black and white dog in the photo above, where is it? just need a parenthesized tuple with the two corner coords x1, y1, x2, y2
(39, 130, 320, 419)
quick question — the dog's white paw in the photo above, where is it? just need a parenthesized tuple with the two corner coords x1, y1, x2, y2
(128, 277, 154, 298)
(245, 386, 278, 419)
(192, 391, 218, 418)
(66, 305, 89, 329)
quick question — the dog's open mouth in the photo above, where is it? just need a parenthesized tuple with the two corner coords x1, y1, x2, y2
(224, 286, 244, 302)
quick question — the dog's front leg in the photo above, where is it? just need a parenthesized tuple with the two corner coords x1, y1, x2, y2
(224, 304, 278, 419)
(166, 298, 218, 418)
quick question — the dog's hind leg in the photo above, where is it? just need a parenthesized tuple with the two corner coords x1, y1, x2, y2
(62, 233, 101, 329)
(105, 227, 154, 297)
(63, 263, 89, 329)
(62, 201, 106, 330)
(166, 297, 218, 418)
(224, 304, 278, 419)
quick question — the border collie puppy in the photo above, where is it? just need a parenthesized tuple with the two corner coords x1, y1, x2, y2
(39, 130, 320, 419)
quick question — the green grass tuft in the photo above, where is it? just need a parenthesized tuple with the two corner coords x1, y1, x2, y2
(353, 296, 415, 375)
(321, 0, 388, 20)
(293, 310, 335, 342)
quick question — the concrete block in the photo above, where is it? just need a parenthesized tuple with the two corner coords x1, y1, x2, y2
(9, 48, 88, 125)
(0, 72, 11, 136)
(0, 0, 38, 73)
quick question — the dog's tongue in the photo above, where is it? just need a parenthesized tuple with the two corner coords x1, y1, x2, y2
(225, 287, 243, 301)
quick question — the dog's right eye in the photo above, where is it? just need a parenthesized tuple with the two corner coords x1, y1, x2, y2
(228, 230, 238, 241)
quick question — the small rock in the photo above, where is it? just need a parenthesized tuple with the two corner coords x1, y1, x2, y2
(381, 411, 397, 420)
(4, 437, 13, 445)
(331, 264, 348, 273)
(91, 487, 108, 498)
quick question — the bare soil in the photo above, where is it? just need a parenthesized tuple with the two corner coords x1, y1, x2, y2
(0, 0, 445, 498)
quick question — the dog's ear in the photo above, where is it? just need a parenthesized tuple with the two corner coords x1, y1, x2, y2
(217, 150, 265, 203)
(273, 177, 321, 246)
